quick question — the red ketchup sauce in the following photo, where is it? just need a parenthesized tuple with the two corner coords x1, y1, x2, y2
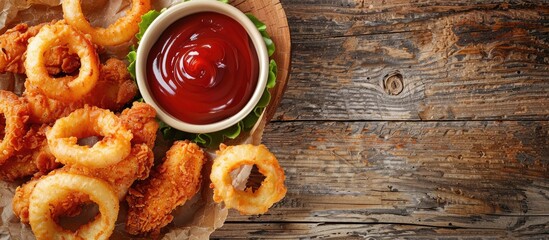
(147, 12, 259, 125)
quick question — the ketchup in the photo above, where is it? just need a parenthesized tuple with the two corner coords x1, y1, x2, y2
(147, 12, 259, 125)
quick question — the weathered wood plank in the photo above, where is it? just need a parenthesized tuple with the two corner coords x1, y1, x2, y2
(213, 223, 546, 239)
(224, 121, 549, 234)
(274, 0, 549, 121)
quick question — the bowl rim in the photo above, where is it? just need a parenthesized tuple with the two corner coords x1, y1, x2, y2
(135, 0, 269, 134)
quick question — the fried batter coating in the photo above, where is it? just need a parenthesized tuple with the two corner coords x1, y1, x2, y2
(12, 103, 158, 223)
(126, 141, 206, 236)
(0, 124, 58, 181)
(0, 90, 29, 165)
(43, 44, 81, 76)
(0, 23, 80, 75)
(63, 0, 151, 46)
(210, 144, 287, 215)
(0, 24, 42, 74)
(24, 90, 82, 125)
(84, 58, 137, 110)
(63, 143, 154, 200)
(119, 102, 159, 148)
(12, 143, 154, 223)
(46, 105, 133, 169)
(24, 58, 137, 124)
(12, 173, 86, 224)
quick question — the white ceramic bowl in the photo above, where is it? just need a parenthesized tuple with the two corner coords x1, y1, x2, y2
(136, 0, 269, 134)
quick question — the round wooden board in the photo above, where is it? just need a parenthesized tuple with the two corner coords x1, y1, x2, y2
(231, 0, 291, 123)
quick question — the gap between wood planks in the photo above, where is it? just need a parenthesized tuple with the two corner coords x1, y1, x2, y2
(220, 220, 544, 229)
(270, 119, 549, 123)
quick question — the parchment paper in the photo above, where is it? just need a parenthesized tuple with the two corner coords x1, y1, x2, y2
(0, 1, 264, 239)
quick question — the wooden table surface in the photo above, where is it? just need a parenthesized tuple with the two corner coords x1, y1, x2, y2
(213, 0, 549, 239)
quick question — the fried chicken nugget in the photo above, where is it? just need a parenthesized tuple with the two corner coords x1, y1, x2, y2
(0, 148, 53, 181)
(0, 90, 29, 165)
(126, 141, 206, 236)
(43, 44, 81, 76)
(24, 58, 137, 124)
(0, 24, 42, 74)
(84, 58, 137, 111)
(119, 102, 159, 149)
(62, 143, 154, 200)
(0, 23, 80, 75)
(0, 124, 58, 182)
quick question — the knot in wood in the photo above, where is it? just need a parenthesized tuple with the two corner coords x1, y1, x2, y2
(384, 73, 404, 95)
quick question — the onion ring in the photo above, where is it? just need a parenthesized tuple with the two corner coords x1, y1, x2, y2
(63, 0, 151, 46)
(210, 144, 287, 215)
(46, 105, 132, 168)
(28, 173, 119, 240)
(0, 90, 28, 165)
(25, 22, 99, 102)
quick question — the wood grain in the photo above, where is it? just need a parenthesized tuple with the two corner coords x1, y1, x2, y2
(213, 223, 536, 239)
(221, 120, 549, 236)
(219, 0, 549, 238)
(274, 0, 549, 121)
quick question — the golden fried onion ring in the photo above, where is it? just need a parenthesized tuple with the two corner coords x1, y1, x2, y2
(63, 0, 151, 46)
(46, 106, 132, 168)
(210, 144, 287, 215)
(28, 173, 119, 240)
(25, 22, 99, 101)
(0, 90, 28, 165)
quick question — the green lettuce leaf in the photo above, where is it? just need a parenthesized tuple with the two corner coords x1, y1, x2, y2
(137, 10, 162, 41)
(246, 14, 275, 57)
(184, 0, 228, 2)
(127, 9, 162, 84)
(128, 1, 277, 148)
